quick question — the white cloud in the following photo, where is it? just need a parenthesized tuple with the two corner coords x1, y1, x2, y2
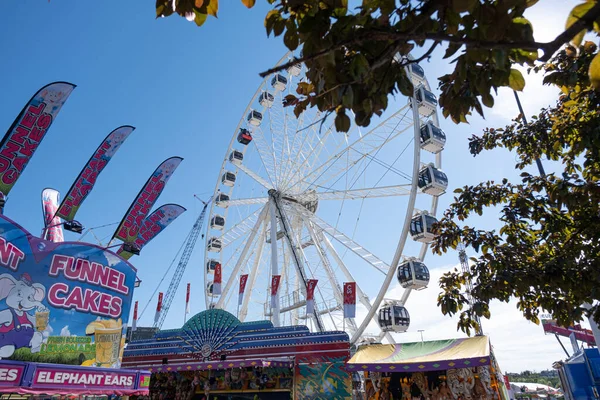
(60, 325, 71, 337)
(348, 265, 579, 373)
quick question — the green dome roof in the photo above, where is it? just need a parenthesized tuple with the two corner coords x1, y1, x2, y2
(182, 308, 240, 332)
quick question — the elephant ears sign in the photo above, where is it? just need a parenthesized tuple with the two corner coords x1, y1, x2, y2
(0, 214, 135, 368)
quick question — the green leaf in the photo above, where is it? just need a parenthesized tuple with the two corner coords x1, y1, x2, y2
(508, 69, 526, 91)
(241, 0, 255, 7)
(283, 28, 299, 50)
(481, 93, 494, 108)
(334, 111, 351, 132)
(193, 10, 208, 26)
(206, 0, 218, 17)
(566, 3, 594, 46)
(589, 52, 600, 90)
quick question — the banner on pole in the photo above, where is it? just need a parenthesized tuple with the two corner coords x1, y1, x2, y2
(132, 301, 138, 331)
(343, 282, 356, 318)
(57, 125, 134, 221)
(185, 283, 191, 314)
(41, 188, 64, 243)
(154, 292, 163, 324)
(271, 275, 281, 309)
(0, 82, 76, 201)
(113, 157, 183, 243)
(306, 279, 318, 315)
(116, 203, 186, 260)
(238, 274, 248, 306)
(213, 263, 222, 295)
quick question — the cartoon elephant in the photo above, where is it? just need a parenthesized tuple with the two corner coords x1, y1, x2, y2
(0, 273, 47, 358)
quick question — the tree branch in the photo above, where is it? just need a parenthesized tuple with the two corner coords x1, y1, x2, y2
(538, 0, 600, 61)
(259, 2, 600, 77)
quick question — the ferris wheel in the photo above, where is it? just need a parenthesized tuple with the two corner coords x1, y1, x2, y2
(203, 53, 447, 344)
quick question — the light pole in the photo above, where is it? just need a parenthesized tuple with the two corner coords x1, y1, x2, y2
(418, 330, 424, 343)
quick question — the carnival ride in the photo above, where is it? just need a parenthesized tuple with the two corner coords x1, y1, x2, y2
(202, 54, 447, 344)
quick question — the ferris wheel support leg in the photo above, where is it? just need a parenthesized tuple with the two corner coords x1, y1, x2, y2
(319, 231, 395, 344)
(269, 199, 281, 327)
(270, 190, 326, 332)
(239, 223, 268, 322)
(305, 221, 353, 334)
(216, 205, 269, 309)
(350, 81, 423, 345)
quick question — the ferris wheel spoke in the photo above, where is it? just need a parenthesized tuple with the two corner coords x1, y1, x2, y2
(220, 208, 263, 247)
(237, 163, 274, 190)
(215, 205, 269, 309)
(218, 197, 268, 207)
(318, 231, 395, 343)
(251, 127, 280, 186)
(281, 120, 341, 192)
(316, 184, 413, 201)
(287, 201, 390, 275)
(288, 105, 414, 192)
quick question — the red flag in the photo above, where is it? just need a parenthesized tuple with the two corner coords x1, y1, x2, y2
(343, 282, 356, 318)
(239, 274, 248, 306)
(214, 263, 222, 295)
(132, 301, 138, 331)
(185, 283, 191, 314)
(271, 275, 281, 308)
(154, 292, 163, 324)
(306, 279, 318, 315)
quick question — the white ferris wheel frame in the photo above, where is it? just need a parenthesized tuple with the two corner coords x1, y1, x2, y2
(203, 52, 443, 344)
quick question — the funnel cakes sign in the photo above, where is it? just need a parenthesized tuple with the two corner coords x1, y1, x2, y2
(0, 214, 135, 368)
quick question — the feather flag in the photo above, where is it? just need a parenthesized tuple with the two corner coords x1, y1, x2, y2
(113, 157, 183, 243)
(238, 274, 248, 306)
(56, 126, 134, 221)
(185, 283, 191, 314)
(132, 301, 138, 331)
(306, 279, 318, 315)
(343, 282, 356, 318)
(41, 188, 64, 242)
(270, 275, 281, 309)
(0, 82, 76, 205)
(154, 292, 163, 324)
(213, 263, 222, 295)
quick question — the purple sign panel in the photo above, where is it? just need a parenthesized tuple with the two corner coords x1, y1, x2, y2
(32, 365, 137, 390)
(0, 362, 25, 387)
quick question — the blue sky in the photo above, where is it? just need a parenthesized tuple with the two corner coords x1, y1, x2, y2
(0, 0, 579, 372)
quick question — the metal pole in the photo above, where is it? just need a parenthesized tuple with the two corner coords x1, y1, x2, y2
(418, 330, 424, 343)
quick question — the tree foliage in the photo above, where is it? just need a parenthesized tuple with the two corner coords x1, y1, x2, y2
(432, 43, 600, 335)
(157, 0, 600, 130)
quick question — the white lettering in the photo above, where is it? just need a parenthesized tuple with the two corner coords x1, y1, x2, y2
(0, 368, 18, 382)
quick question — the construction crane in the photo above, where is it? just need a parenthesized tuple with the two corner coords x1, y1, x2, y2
(154, 196, 211, 329)
(458, 243, 483, 336)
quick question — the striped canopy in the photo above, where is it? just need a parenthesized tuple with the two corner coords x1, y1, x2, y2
(347, 336, 491, 372)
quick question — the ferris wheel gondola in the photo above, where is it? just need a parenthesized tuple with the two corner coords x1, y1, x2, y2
(203, 53, 446, 344)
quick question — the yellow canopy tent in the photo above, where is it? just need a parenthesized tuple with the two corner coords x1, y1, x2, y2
(347, 336, 491, 373)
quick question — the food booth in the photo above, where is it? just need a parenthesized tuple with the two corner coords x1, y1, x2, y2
(123, 309, 353, 399)
(347, 336, 511, 399)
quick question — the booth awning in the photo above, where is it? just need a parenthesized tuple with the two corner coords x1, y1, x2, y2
(347, 336, 491, 372)
(147, 358, 294, 373)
